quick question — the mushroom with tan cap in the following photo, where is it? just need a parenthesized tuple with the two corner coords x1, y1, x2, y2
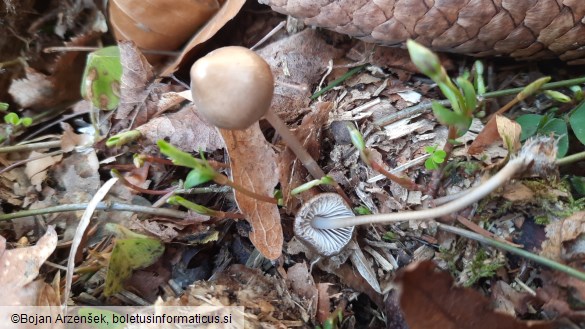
(190, 46, 350, 202)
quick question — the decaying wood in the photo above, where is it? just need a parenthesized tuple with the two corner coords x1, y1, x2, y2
(259, 0, 585, 64)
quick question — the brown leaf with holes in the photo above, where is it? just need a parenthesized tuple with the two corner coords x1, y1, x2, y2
(162, 0, 247, 75)
(137, 103, 224, 152)
(396, 261, 553, 329)
(0, 226, 58, 305)
(219, 124, 282, 260)
(112, 41, 173, 132)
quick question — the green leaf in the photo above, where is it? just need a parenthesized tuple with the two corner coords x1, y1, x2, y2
(473, 61, 486, 95)
(431, 101, 471, 135)
(544, 90, 572, 103)
(167, 195, 215, 216)
(569, 101, 585, 145)
(456, 76, 477, 114)
(570, 176, 585, 196)
(0, 102, 9, 111)
(354, 205, 372, 215)
(20, 117, 33, 127)
(185, 168, 214, 188)
(425, 157, 439, 170)
(291, 176, 335, 195)
(347, 123, 365, 151)
(516, 114, 542, 141)
(424, 145, 436, 154)
(157, 140, 204, 169)
(104, 233, 164, 296)
(4, 112, 19, 125)
(81, 46, 122, 111)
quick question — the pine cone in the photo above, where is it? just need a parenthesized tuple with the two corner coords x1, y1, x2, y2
(259, 0, 585, 64)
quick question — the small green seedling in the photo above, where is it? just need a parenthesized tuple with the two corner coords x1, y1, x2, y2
(158, 140, 278, 204)
(81, 46, 123, 111)
(407, 40, 476, 137)
(353, 205, 372, 215)
(4, 112, 32, 127)
(424, 145, 447, 170)
(167, 195, 218, 216)
(157, 140, 216, 188)
(291, 175, 335, 195)
(2, 112, 33, 143)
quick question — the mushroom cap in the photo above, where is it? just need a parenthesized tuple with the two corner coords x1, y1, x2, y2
(190, 46, 274, 130)
(294, 193, 355, 257)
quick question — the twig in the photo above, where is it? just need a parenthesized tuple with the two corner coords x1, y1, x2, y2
(481, 76, 585, 99)
(0, 140, 61, 153)
(0, 150, 64, 175)
(437, 223, 585, 282)
(0, 201, 191, 221)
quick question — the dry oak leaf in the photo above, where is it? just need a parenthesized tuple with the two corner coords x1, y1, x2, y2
(109, 0, 223, 63)
(137, 103, 224, 153)
(0, 226, 58, 305)
(219, 124, 282, 260)
(162, 0, 247, 75)
(396, 261, 553, 329)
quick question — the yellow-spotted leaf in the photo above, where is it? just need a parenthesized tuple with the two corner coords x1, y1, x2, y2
(81, 46, 123, 111)
(104, 235, 164, 296)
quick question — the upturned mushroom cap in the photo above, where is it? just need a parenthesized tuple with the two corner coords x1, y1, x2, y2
(294, 193, 355, 257)
(190, 46, 274, 130)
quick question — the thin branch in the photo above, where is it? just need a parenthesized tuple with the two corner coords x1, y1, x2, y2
(437, 223, 585, 282)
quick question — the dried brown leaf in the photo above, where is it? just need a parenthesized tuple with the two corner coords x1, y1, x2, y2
(496, 115, 522, 154)
(162, 0, 247, 75)
(541, 211, 585, 262)
(137, 104, 224, 152)
(257, 29, 345, 122)
(316, 283, 331, 324)
(112, 41, 165, 131)
(0, 226, 57, 305)
(8, 33, 99, 110)
(219, 124, 282, 260)
(396, 261, 553, 329)
(287, 262, 318, 319)
(109, 0, 222, 63)
(24, 151, 62, 190)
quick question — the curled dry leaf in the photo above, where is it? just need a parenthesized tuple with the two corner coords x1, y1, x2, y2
(112, 41, 173, 132)
(24, 151, 63, 190)
(162, 0, 247, 75)
(109, 0, 223, 63)
(496, 115, 522, 154)
(219, 124, 282, 260)
(0, 226, 58, 305)
(395, 261, 553, 329)
(137, 103, 224, 152)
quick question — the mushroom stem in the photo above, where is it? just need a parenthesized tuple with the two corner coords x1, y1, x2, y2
(312, 156, 527, 229)
(264, 110, 352, 205)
